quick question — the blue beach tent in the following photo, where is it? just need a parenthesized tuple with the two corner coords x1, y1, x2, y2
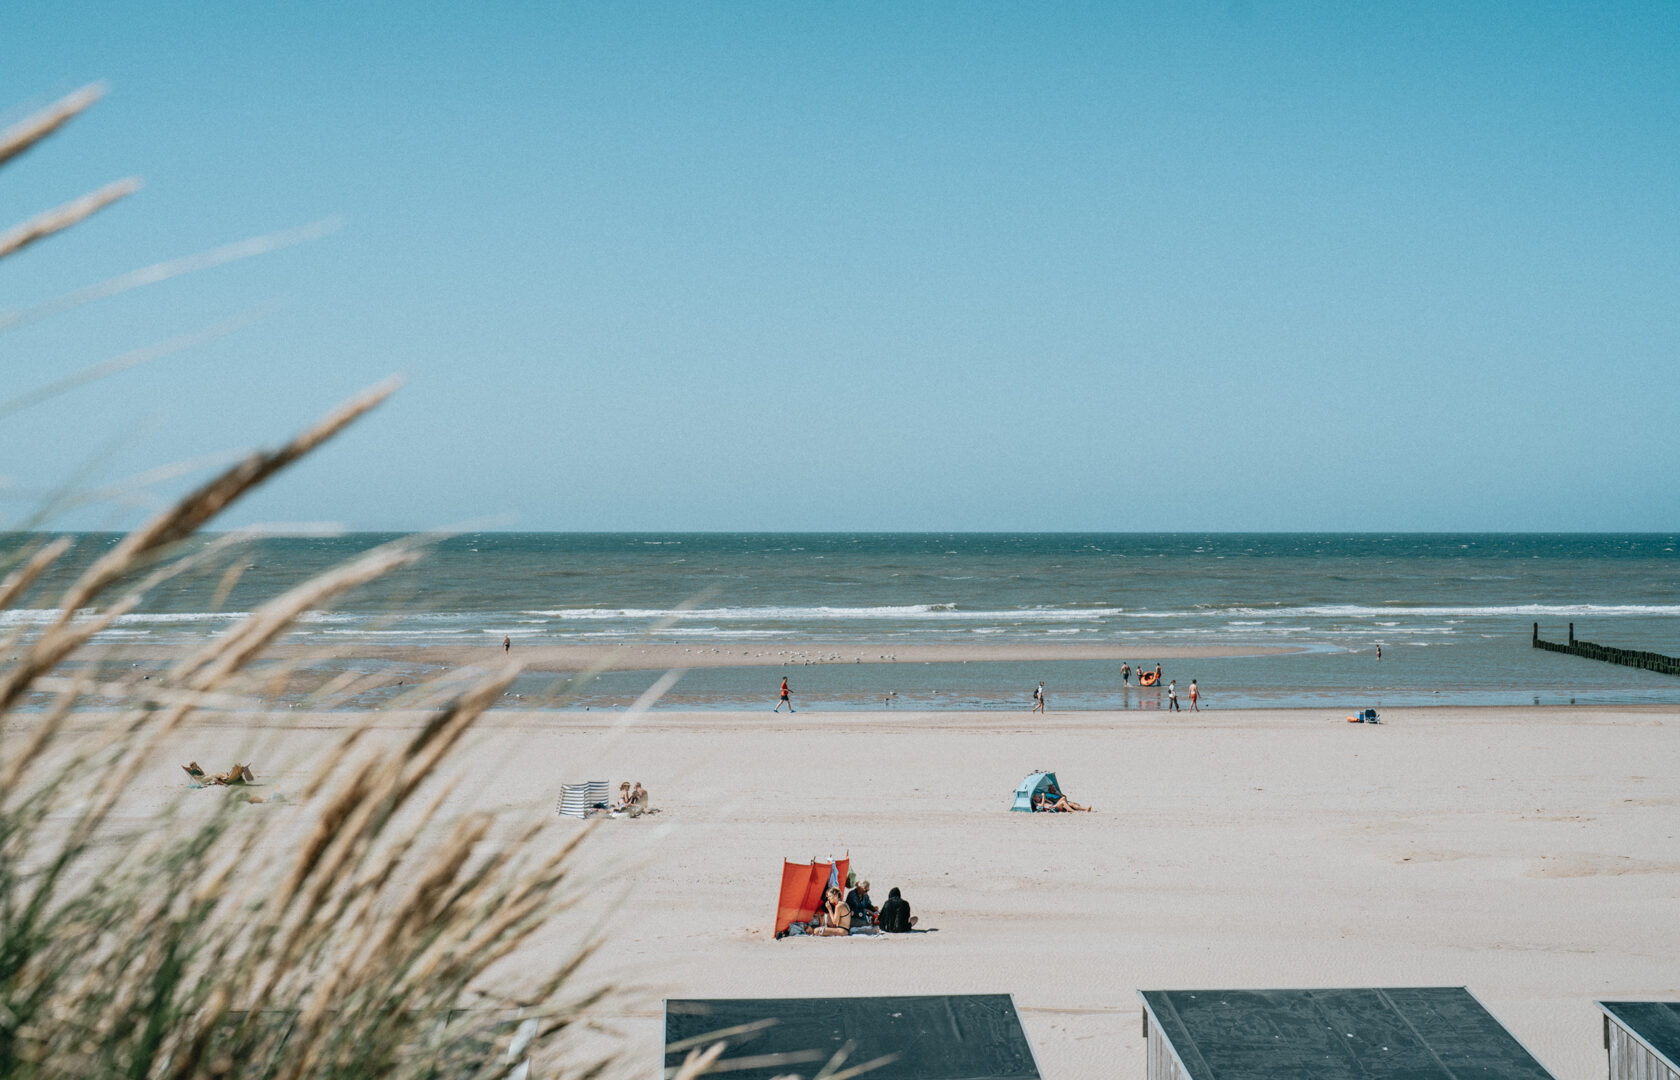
(1011, 772, 1058, 812)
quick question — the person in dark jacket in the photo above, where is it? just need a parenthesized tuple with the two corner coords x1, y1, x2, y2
(878, 886, 918, 933)
(846, 880, 877, 923)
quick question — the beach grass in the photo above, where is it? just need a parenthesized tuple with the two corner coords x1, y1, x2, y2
(0, 80, 866, 1080)
(0, 397, 624, 1078)
(0, 84, 621, 1080)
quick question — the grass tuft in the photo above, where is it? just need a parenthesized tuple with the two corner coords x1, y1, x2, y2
(0, 85, 617, 1080)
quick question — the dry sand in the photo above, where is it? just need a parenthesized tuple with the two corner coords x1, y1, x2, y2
(94, 690, 1680, 1080)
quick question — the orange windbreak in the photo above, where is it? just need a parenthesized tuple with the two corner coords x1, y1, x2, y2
(774, 856, 850, 935)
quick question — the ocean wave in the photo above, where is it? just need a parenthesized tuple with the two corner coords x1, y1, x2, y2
(572, 628, 783, 639)
(0, 609, 71, 626)
(115, 612, 248, 624)
(0, 608, 252, 626)
(518, 605, 1126, 622)
(1223, 603, 1680, 618)
(316, 628, 474, 636)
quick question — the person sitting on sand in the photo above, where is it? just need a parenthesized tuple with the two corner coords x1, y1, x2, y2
(208, 763, 254, 786)
(1047, 780, 1091, 810)
(185, 761, 254, 786)
(878, 887, 918, 932)
(613, 781, 632, 811)
(810, 886, 851, 936)
(846, 879, 878, 923)
(1035, 784, 1092, 812)
(627, 782, 650, 817)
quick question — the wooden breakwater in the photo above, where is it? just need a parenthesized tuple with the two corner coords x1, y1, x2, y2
(1532, 622, 1680, 676)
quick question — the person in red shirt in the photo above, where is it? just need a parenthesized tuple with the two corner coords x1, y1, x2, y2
(774, 676, 794, 712)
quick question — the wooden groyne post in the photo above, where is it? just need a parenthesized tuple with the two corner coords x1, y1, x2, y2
(1533, 622, 1680, 676)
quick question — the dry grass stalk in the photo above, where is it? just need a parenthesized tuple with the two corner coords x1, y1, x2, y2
(0, 217, 343, 335)
(0, 177, 142, 260)
(1, 403, 614, 1077)
(0, 84, 104, 168)
(56, 375, 402, 618)
(0, 308, 275, 423)
(0, 538, 70, 612)
(2, 84, 619, 1079)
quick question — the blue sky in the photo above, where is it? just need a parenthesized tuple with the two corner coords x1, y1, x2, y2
(3, 2, 1676, 531)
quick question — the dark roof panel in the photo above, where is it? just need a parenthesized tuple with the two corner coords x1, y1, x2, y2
(1139, 987, 1556, 1080)
(1599, 1002, 1680, 1072)
(664, 994, 1040, 1080)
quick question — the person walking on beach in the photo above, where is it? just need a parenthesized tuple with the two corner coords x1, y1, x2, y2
(1188, 678, 1200, 711)
(502, 635, 510, 654)
(1167, 679, 1180, 711)
(775, 676, 794, 712)
(1032, 681, 1046, 713)
(1376, 644, 1382, 661)
(1120, 661, 1130, 686)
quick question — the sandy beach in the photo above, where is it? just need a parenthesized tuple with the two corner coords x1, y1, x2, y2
(71, 678, 1680, 1080)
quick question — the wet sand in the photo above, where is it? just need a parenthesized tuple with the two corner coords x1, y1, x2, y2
(411, 641, 1298, 672)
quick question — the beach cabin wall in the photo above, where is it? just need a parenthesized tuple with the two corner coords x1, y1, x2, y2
(1142, 1008, 1191, 1080)
(1606, 1022, 1676, 1080)
(1599, 1003, 1680, 1080)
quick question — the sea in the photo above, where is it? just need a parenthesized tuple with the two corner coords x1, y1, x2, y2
(9, 532, 1680, 712)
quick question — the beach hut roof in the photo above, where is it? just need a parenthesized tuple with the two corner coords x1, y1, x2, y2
(1139, 987, 1556, 1080)
(664, 994, 1042, 1080)
(1598, 1001, 1680, 1076)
